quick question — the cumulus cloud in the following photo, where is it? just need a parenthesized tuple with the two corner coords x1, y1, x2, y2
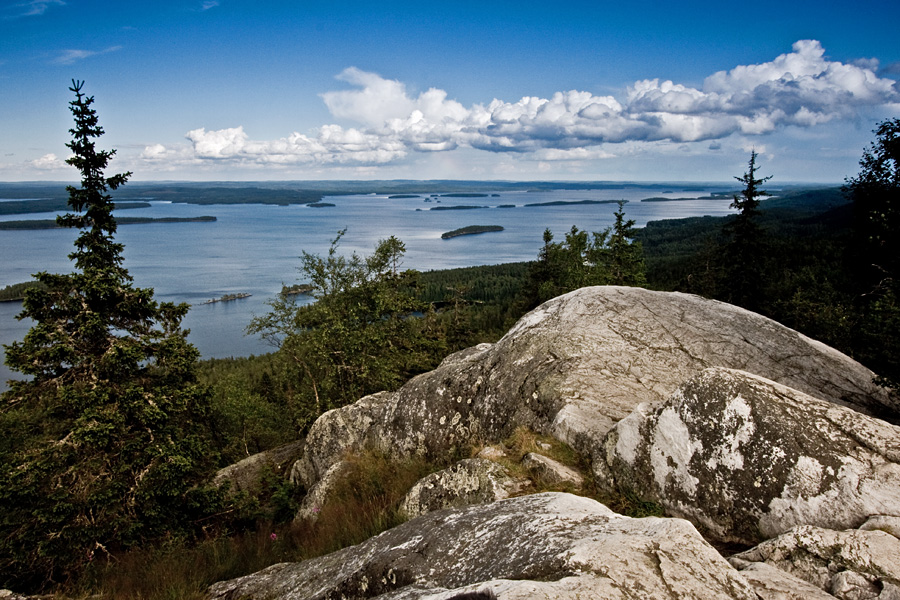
(29, 153, 67, 170)
(164, 40, 897, 169)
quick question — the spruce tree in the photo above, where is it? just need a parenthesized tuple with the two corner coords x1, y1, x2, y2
(724, 150, 771, 311)
(0, 81, 221, 591)
(845, 118, 900, 390)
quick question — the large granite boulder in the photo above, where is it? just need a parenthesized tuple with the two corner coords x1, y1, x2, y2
(207, 492, 759, 600)
(730, 525, 900, 599)
(292, 286, 894, 490)
(596, 367, 900, 545)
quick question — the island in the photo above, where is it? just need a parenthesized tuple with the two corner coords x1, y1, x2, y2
(307, 202, 336, 207)
(441, 225, 504, 239)
(524, 199, 625, 207)
(281, 283, 315, 296)
(198, 292, 251, 305)
(430, 205, 487, 211)
(439, 193, 489, 198)
(0, 216, 217, 230)
(388, 194, 420, 199)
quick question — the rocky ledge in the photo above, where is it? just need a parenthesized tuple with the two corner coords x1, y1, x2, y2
(210, 286, 900, 600)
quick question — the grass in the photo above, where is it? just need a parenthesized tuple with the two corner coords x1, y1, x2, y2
(58, 432, 662, 599)
(64, 449, 439, 600)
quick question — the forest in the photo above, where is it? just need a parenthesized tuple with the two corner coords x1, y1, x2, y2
(1, 83, 897, 599)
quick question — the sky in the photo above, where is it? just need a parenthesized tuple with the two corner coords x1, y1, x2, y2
(2, 0, 899, 183)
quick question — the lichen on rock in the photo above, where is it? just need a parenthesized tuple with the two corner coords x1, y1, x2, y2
(598, 367, 900, 545)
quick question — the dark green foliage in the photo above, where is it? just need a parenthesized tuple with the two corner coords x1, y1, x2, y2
(197, 354, 303, 465)
(844, 118, 900, 388)
(723, 151, 772, 311)
(248, 231, 446, 423)
(0, 82, 224, 591)
(0, 280, 48, 302)
(519, 201, 646, 310)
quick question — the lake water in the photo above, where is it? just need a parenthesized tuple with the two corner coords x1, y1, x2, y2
(1, 185, 737, 390)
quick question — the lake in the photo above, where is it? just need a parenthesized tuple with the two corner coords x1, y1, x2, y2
(1, 185, 737, 390)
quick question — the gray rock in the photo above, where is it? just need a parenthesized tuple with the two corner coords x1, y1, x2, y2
(475, 445, 506, 460)
(207, 492, 759, 600)
(520, 453, 584, 488)
(731, 562, 839, 599)
(730, 525, 900, 598)
(295, 459, 350, 521)
(597, 367, 900, 545)
(292, 287, 894, 491)
(859, 515, 900, 540)
(399, 458, 519, 519)
(214, 440, 304, 493)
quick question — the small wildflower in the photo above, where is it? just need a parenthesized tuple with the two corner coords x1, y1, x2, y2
(312, 506, 321, 513)
(270, 532, 277, 541)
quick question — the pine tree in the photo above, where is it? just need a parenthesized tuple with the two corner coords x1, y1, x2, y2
(724, 150, 771, 311)
(607, 201, 647, 287)
(0, 81, 221, 591)
(844, 118, 900, 391)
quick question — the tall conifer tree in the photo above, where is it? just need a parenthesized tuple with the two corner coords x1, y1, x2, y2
(724, 150, 771, 311)
(1, 81, 220, 591)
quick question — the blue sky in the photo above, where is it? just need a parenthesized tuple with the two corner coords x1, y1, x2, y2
(2, 0, 898, 182)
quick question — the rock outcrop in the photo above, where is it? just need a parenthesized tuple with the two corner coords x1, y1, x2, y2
(729, 525, 900, 599)
(399, 459, 519, 519)
(214, 441, 304, 493)
(595, 367, 900, 545)
(207, 492, 760, 600)
(292, 286, 894, 491)
(206, 287, 900, 600)
(520, 453, 584, 488)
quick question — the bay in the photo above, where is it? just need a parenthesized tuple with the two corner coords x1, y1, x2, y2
(1, 185, 736, 390)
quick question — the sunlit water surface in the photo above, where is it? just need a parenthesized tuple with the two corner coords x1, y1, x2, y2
(1, 187, 737, 390)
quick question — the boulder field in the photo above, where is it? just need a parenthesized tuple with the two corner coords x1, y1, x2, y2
(210, 286, 900, 600)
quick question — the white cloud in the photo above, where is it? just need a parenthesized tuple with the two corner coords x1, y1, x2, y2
(5, 0, 64, 18)
(54, 45, 122, 65)
(29, 153, 67, 170)
(154, 40, 898, 171)
(201, 0, 219, 10)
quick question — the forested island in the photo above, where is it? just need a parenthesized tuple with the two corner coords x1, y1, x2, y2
(430, 204, 487, 210)
(0, 215, 217, 229)
(441, 225, 505, 239)
(0, 199, 151, 215)
(525, 199, 624, 207)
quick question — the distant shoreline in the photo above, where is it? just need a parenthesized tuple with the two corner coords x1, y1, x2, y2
(0, 216, 217, 230)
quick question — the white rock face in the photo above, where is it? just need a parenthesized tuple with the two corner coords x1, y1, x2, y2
(399, 459, 519, 519)
(291, 287, 894, 491)
(597, 367, 900, 545)
(730, 525, 900, 599)
(207, 492, 760, 600)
